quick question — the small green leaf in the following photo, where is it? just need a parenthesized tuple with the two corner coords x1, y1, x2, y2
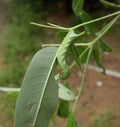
(51, 112, 56, 123)
(58, 83, 76, 101)
(76, 46, 89, 64)
(93, 48, 105, 74)
(79, 10, 97, 34)
(67, 112, 76, 127)
(58, 100, 69, 118)
(70, 44, 82, 68)
(99, 40, 113, 52)
(72, 0, 84, 16)
(93, 48, 101, 63)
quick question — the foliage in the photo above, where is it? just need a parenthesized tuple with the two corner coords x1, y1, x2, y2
(0, 0, 120, 127)
(93, 111, 116, 127)
(0, 3, 42, 86)
(14, 47, 58, 127)
(14, 1, 120, 125)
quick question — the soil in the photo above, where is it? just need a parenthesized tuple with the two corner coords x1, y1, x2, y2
(0, 1, 120, 127)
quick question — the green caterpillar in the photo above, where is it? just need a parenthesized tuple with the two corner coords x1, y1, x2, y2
(57, 30, 83, 80)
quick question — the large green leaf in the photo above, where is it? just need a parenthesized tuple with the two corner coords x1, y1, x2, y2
(14, 47, 58, 127)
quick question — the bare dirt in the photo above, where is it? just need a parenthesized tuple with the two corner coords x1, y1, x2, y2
(0, 1, 120, 127)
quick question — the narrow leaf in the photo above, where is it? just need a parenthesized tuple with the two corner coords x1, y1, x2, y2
(72, 0, 84, 16)
(67, 112, 76, 127)
(76, 46, 89, 64)
(100, 0, 120, 8)
(70, 44, 82, 68)
(99, 40, 113, 52)
(93, 48, 105, 74)
(79, 10, 108, 49)
(79, 10, 97, 34)
(14, 47, 58, 127)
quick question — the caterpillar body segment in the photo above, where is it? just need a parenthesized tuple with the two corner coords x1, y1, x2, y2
(57, 30, 85, 79)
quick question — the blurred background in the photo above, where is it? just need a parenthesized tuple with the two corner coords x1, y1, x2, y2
(0, 0, 120, 127)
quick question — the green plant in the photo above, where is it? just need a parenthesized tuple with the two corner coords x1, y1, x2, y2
(93, 111, 116, 127)
(0, 3, 43, 86)
(0, 0, 120, 127)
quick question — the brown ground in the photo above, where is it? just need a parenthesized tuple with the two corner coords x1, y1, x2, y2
(0, 1, 120, 127)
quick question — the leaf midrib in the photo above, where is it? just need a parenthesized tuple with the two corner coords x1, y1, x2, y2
(32, 54, 57, 126)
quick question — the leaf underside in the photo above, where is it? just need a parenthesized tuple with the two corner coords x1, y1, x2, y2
(14, 47, 58, 127)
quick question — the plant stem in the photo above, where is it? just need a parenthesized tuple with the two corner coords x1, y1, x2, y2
(42, 43, 90, 47)
(71, 15, 120, 113)
(31, 22, 68, 30)
(70, 15, 120, 70)
(71, 11, 120, 30)
(72, 47, 92, 112)
(31, 11, 120, 32)
(89, 15, 120, 46)
(99, 0, 120, 8)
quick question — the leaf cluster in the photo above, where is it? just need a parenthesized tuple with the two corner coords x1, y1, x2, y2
(2, 0, 120, 127)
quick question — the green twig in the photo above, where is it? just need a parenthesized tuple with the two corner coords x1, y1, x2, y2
(31, 11, 120, 32)
(70, 15, 120, 112)
(42, 43, 89, 48)
(99, 0, 120, 8)
(47, 23, 69, 30)
(72, 47, 92, 112)
(70, 15, 120, 70)
(71, 11, 120, 29)
(31, 22, 69, 30)
(89, 15, 120, 46)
